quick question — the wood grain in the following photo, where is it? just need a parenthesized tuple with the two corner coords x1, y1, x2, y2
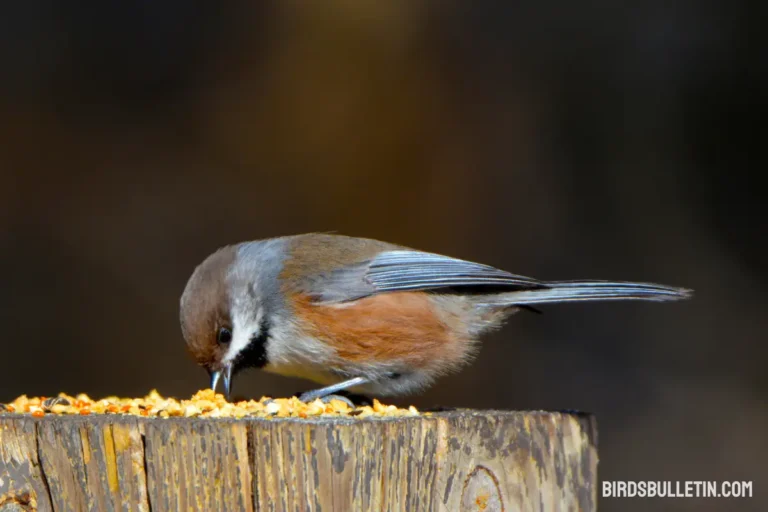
(0, 410, 597, 511)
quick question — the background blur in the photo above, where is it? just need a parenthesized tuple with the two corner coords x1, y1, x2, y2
(1, 3, 764, 511)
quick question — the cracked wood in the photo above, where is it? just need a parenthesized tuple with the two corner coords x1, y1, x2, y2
(0, 411, 598, 512)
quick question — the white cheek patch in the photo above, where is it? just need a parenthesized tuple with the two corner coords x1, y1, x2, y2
(223, 306, 264, 364)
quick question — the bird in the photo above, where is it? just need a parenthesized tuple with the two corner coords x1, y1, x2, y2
(180, 233, 691, 401)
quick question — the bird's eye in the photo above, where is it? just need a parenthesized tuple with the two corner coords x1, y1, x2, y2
(217, 327, 232, 344)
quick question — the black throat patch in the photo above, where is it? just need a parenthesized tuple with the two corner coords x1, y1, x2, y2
(234, 315, 270, 371)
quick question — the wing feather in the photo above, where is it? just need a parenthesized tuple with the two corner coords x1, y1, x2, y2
(363, 250, 544, 293)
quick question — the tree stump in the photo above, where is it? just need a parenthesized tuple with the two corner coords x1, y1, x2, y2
(0, 410, 597, 511)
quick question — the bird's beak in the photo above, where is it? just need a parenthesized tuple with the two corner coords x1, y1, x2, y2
(210, 364, 233, 400)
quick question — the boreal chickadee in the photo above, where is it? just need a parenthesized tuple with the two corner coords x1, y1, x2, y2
(180, 234, 691, 400)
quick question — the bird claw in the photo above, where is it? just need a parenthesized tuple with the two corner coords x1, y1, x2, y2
(321, 394, 356, 408)
(298, 392, 356, 408)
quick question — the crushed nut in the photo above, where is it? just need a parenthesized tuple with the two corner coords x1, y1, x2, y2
(1, 390, 419, 419)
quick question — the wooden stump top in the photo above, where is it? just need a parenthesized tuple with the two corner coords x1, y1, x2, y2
(0, 410, 598, 512)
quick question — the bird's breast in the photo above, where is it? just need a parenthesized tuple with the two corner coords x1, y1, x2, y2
(288, 291, 472, 370)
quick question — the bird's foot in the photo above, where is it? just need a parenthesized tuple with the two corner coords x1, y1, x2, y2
(300, 393, 355, 408)
(297, 390, 371, 408)
(295, 376, 370, 406)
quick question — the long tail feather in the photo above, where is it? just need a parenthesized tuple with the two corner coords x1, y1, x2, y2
(479, 280, 692, 305)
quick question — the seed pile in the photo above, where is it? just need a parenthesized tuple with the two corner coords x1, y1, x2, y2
(0, 389, 419, 419)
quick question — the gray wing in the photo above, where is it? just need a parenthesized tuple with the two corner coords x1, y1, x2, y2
(311, 250, 545, 303)
(366, 251, 542, 291)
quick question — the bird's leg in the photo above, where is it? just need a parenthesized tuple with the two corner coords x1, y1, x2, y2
(298, 377, 369, 406)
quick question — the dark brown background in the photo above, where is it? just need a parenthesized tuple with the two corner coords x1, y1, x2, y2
(1, 3, 764, 511)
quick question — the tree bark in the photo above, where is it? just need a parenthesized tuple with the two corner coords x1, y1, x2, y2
(0, 410, 597, 511)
